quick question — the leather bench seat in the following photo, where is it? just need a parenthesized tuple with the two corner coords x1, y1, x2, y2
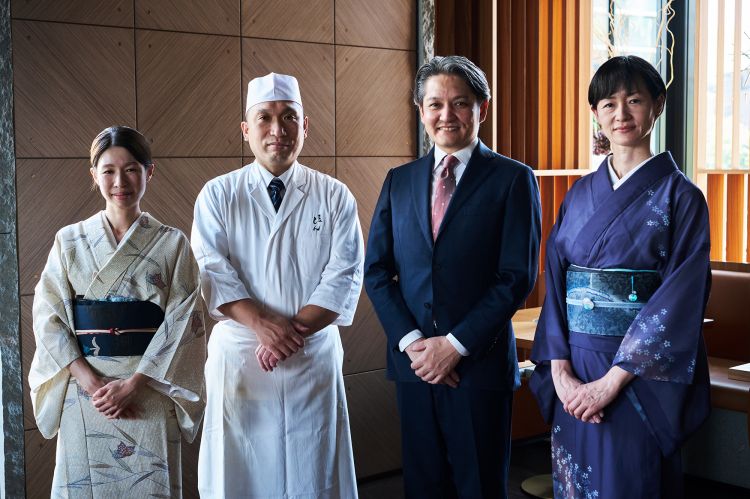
(708, 357, 750, 413)
(703, 270, 750, 418)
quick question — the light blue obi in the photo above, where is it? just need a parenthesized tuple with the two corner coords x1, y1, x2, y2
(566, 265, 661, 336)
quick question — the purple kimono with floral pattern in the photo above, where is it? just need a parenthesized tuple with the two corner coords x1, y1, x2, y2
(530, 152, 711, 499)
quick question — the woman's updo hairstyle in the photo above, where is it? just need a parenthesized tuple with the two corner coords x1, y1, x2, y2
(90, 126, 153, 169)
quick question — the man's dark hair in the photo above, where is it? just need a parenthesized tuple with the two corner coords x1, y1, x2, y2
(90, 126, 154, 169)
(413, 55, 491, 105)
(588, 55, 666, 107)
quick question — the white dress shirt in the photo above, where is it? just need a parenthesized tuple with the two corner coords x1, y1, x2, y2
(398, 138, 480, 357)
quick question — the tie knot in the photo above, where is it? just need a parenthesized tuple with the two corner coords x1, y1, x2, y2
(267, 178, 285, 212)
(441, 155, 458, 179)
(269, 178, 284, 192)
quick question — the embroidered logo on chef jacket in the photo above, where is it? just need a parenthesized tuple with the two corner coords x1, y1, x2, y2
(312, 214, 324, 232)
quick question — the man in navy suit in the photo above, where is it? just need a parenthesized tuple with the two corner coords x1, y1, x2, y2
(364, 56, 541, 499)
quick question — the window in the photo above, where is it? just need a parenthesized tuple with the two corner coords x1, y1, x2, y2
(694, 0, 750, 262)
(590, 0, 673, 166)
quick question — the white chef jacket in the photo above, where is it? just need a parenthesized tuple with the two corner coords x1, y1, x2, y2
(191, 160, 364, 498)
(192, 160, 363, 323)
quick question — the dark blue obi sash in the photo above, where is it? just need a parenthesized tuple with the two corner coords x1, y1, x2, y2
(73, 298, 164, 357)
(566, 265, 661, 336)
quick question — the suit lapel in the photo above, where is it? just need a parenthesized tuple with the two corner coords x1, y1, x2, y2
(411, 152, 435, 248)
(435, 141, 494, 241)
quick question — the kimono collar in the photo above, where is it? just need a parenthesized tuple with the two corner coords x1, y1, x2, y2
(576, 151, 677, 258)
(591, 151, 676, 206)
(84, 211, 165, 299)
(607, 154, 655, 190)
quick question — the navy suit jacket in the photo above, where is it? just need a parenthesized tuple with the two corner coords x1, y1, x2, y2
(364, 141, 542, 391)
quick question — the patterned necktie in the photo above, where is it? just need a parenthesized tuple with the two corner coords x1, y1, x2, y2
(431, 154, 459, 240)
(267, 178, 285, 212)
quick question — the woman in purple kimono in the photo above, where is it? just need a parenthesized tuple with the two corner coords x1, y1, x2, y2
(530, 55, 711, 498)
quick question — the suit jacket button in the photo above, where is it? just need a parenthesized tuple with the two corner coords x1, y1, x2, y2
(424, 302, 432, 309)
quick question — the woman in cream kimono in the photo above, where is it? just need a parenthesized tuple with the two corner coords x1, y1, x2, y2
(29, 126, 206, 498)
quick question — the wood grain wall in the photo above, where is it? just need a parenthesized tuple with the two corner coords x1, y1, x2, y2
(12, 0, 416, 496)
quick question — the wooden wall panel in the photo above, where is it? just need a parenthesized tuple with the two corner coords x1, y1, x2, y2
(136, 30, 241, 157)
(497, 0, 511, 154)
(344, 369, 401, 478)
(509, 1, 527, 159)
(725, 174, 746, 262)
(707, 173, 727, 261)
(25, 429, 56, 498)
(11, 0, 133, 26)
(12, 21, 135, 158)
(300, 157, 335, 177)
(301, 157, 336, 176)
(136, 0, 239, 36)
(550, 0, 563, 169)
(553, 177, 569, 214)
(538, 176, 555, 267)
(241, 38, 335, 157)
(21, 296, 34, 431)
(335, 0, 416, 50)
(337, 156, 409, 242)
(563, 0, 577, 169)
(336, 157, 413, 375)
(336, 46, 415, 156)
(577, 0, 592, 167)
(340, 296, 387, 375)
(526, 0, 539, 165)
(242, 0, 334, 43)
(536, 0, 550, 170)
(17, 159, 103, 295)
(141, 158, 241, 236)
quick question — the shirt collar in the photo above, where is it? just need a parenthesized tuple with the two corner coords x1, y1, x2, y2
(255, 161, 297, 186)
(433, 137, 479, 171)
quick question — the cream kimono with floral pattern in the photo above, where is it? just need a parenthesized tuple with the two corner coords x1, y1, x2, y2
(29, 212, 206, 498)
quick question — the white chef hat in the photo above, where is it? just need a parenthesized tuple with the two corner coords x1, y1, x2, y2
(245, 72, 303, 113)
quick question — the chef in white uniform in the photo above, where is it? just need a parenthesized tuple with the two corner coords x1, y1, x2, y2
(192, 73, 363, 498)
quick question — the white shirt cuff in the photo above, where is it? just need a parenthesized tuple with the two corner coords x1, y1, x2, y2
(446, 333, 469, 356)
(398, 330, 424, 351)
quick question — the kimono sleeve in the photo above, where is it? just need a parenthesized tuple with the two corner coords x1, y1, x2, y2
(191, 182, 252, 320)
(137, 233, 207, 442)
(613, 185, 711, 383)
(305, 186, 364, 326)
(28, 231, 82, 438)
